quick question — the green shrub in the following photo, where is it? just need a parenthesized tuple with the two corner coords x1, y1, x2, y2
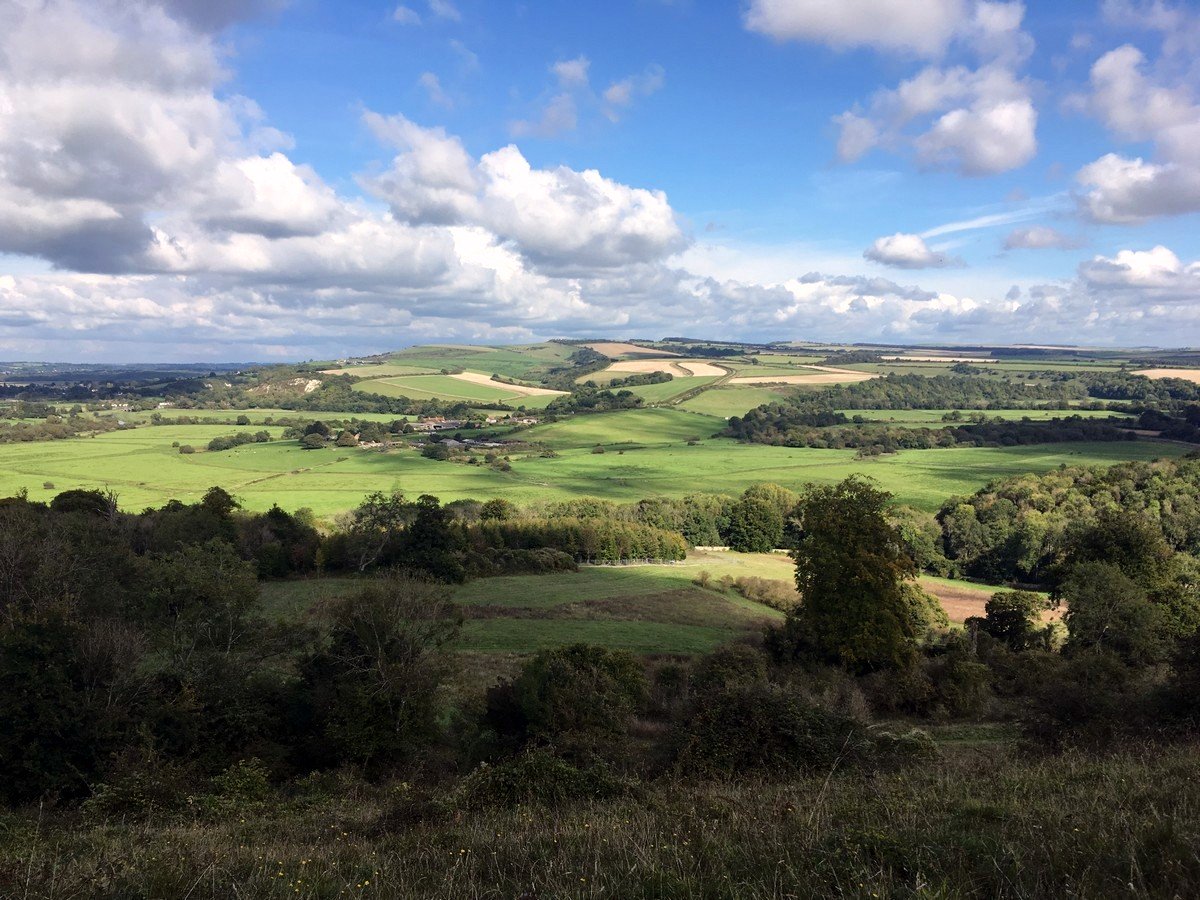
(483, 643, 647, 761)
(209, 758, 271, 804)
(872, 727, 939, 766)
(82, 758, 195, 820)
(672, 681, 871, 777)
(454, 749, 628, 809)
(691, 644, 768, 694)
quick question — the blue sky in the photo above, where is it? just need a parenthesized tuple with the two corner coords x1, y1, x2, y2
(1, 0, 1199, 359)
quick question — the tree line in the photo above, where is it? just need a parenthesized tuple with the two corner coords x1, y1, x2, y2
(6, 474, 1200, 838)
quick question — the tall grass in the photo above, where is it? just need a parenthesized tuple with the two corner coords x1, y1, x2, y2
(5, 744, 1199, 898)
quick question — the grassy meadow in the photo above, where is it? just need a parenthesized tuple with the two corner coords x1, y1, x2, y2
(258, 547, 1010, 669)
(0, 408, 1184, 515)
(261, 551, 787, 659)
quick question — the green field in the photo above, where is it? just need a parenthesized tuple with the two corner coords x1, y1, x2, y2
(679, 385, 797, 417)
(259, 554, 784, 656)
(355, 373, 560, 408)
(255, 549, 1036, 658)
(382, 343, 575, 380)
(0, 408, 1184, 516)
(320, 363, 440, 377)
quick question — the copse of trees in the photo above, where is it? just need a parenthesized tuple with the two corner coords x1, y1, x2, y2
(582, 371, 674, 390)
(0, 413, 125, 444)
(937, 456, 1200, 584)
(545, 385, 645, 414)
(206, 430, 272, 452)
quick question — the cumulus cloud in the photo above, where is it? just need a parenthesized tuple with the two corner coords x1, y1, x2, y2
(864, 233, 963, 269)
(823, 3, 1037, 175)
(0, 0, 1192, 359)
(1073, 42, 1200, 222)
(362, 113, 688, 271)
(1078, 245, 1200, 296)
(743, 0, 969, 57)
(1003, 225, 1079, 250)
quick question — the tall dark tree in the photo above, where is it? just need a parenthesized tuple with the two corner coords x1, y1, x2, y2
(781, 477, 924, 672)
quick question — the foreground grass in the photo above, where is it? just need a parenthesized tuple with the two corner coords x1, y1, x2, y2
(5, 746, 1199, 898)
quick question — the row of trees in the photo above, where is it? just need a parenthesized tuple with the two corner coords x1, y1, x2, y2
(725, 413, 1138, 450)
(0, 412, 125, 444)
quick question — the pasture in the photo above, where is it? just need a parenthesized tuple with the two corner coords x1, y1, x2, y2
(256, 548, 1030, 662)
(259, 553, 785, 657)
(318, 363, 439, 377)
(381, 343, 575, 380)
(353, 373, 561, 408)
(679, 384, 799, 417)
(0, 408, 1182, 516)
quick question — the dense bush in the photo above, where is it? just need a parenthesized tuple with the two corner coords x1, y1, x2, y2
(672, 680, 871, 777)
(454, 749, 629, 809)
(296, 576, 461, 772)
(483, 644, 648, 761)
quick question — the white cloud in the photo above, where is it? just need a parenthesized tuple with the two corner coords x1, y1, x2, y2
(1078, 245, 1199, 294)
(418, 71, 453, 108)
(825, 3, 1037, 175)
(193, 153, 345, 238)
(393, 5, 421, 24)
(509, 93, 578, 138)
(743, 0, 969, 57)
(1073, 43, 1200, 222)
(602, 65, 665, 121)
(1003, 225, 1079, 250)
(428, 0, 461, 22)
(551, 56, 590, 88)
(363, 114, 688, 271)
(915, 96, 1036, 175)
(864, 233, 963, 269)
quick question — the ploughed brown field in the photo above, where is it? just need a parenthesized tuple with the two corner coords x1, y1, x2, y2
(1133, 368, 1200, 383)
(920, 577, 1061, 624)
